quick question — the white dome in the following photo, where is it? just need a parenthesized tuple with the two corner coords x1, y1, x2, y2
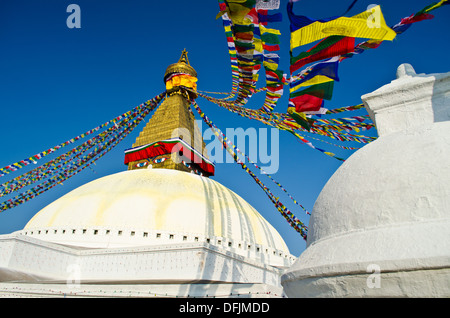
(282, 122, 450, 296)
(282, 65, 450, 297)
(23, 169, 290, 260)
(308, 121, 450, 250)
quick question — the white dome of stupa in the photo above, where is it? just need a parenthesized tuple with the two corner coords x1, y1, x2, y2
(23, 168, 292, 267)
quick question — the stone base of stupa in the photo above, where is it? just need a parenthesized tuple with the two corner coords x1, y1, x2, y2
(0, 281, 283, 298)
(0, 232, 287, 298)
(281, 219, 450, 297)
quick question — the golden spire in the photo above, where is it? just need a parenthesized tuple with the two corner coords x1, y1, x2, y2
(178, 48, 190, 64)
(124, 50, 213, 176)
(164, 49, 197, 83)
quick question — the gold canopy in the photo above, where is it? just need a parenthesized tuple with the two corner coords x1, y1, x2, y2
(164, 49, 197, 82)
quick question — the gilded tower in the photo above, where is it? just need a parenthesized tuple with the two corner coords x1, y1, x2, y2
(124, 50, 214, 176)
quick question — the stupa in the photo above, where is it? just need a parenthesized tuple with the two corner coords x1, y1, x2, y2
(0, 51, 295, 297)
(281, 64, 450, 297)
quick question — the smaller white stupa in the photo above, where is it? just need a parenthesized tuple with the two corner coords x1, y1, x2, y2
(281, 64, 450, 297)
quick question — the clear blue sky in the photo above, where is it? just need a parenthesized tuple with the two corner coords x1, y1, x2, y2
(0, 0, 448, 256)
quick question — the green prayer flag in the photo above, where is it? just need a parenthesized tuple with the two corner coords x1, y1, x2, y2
(290, 36, 344, 64)
(290, 81, 335, 100)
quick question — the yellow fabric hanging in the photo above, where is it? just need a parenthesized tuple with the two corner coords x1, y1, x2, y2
(226, 2, 252, 25)
(166, 74, 197, 91)
(253, 38, 263, 53)
(289, 75, 335, 93)
(263, 60, 279, 71)
(424, 0, 448, 13)
(259, 24, 281, 35)
(291, 5, 396, 49)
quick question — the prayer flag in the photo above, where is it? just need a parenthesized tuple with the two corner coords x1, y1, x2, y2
(287, 107, 316, 131)
(258, 12, 282, 23)
(290, 36, 354, 73)
(290, 57, 340, 91)
(290, 81, 335, 100)
(289, 94, 324, 113)
(288, 0, 359, 31)
(290, 5, 396, 49)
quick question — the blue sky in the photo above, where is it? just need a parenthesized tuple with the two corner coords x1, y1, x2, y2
(0, 0, 448, 256)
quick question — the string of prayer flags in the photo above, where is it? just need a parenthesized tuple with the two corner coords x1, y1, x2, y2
(219, 0, 256, 24)
(1, 128, 119, 197)
(285, 128, 345, 162)
(290, 36, 355, 73)
(0, 95, 164, 178)
(423, 0, 450, 12)
(258, 11, 282, 24)
(290, 5, 396, 50)
(0, 100, 160, 198)
(289, 95, 324, 116)
(190, 99, 308, 239)
(257, 7, 285, 113)
(287, 107, 315, 131)
(287, 0, 359, 32)
(192, 90, 369, 164)
(192, 100, 311, 217)
(194, 87, 374, 145)
(408, 0, 449, 21)
(259, 24, 281, 45)
(315, 120, 375, 133)
(289, 57, 340, 92)
(218, 2, 250, 100)
(290, 80, 335, 100)
(0, 93, 166, 212)
(212, 0, 448, 133)
(1, 129, 126, 213)
(342, 1, 449, 60)
(325, 103, 365, 114)
(217, 0, 287, 112)
(196, 87, 373, 144)
(294, 130, 362, 151)
(392, 0, 449, 34)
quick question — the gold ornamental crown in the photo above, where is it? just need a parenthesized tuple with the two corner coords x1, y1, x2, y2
(164, 49, 197, 82)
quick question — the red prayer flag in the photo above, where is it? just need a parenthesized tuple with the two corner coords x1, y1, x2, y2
(263, 44, 280, 51)
(290, 94, 324, 113)
(401, 13, 434, 24)
(290, 37, 355, 73)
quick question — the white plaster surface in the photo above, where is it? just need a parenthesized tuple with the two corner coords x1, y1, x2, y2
(0, 233, 286, 297)
(22, 168, 292, 267)
(282, 65, 450, 297)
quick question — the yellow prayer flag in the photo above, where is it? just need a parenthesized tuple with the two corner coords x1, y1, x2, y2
(227, 2, 252, 25)
(253, 38, 263, 53)
(263, 60, 279, 71)
(259, 24, 281, 35)
(425, 0, 448, 13)
(290, 5, 396, 49)
(289, 75, 334, 93)
(238, 60, 256, 66)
